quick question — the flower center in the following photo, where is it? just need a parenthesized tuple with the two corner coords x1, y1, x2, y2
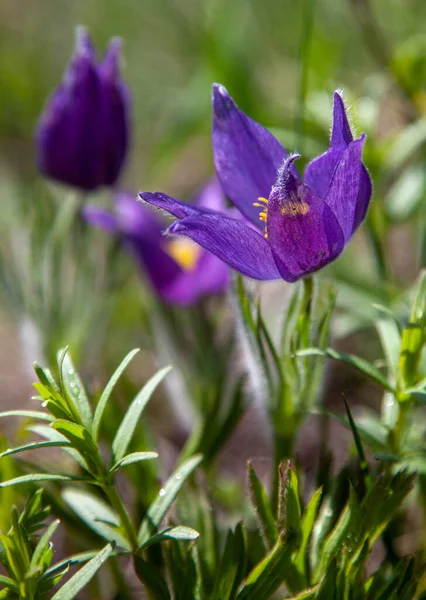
(253, 197, 269, 239)
(166, 238, 201, 271)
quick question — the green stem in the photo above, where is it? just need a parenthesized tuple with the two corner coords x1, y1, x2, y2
(103, 483, 139, 553)
(296, 0, 316, 152)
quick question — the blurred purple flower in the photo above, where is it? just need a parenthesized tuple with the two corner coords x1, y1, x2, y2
(36, 28, 130, 191)
(84, 179, 229, 305)
(140, 85, 372, 282)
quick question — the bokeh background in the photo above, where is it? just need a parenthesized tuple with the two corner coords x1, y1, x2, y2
(0, 0, 425, 450)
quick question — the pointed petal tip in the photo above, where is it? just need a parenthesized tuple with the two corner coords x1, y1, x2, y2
(74, 26, 95, 58)
(212, 83, 235, 118)
(276, 153, 301, 186)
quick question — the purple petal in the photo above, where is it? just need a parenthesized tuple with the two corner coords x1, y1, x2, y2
(303, 148, 343, 200)
(36, 30, 129, 191)
(212, 83, 291, 227)
(267, 156, 345, 281)
(303, 92, 354, 199)
(193, 177, 227, 212)
(157, 251, 229, 305)
(98, 39, 130, 186)
(139, 191, 217, 220)
(115, 192, 163, 239)
(330, 91, 353, 148)
(169, 213, 281, 280)
(82, 205, 119, 231)
(323, 135, 369, 241)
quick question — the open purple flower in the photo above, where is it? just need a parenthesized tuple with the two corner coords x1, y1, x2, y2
(83, 179, 229, 305)
(36, 28, 129, 191)
(140, 85, 372, 282)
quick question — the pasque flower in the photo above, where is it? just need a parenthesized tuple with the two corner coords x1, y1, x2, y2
(84, 179, 229, 305)
(140, 85, 372, 281)
(36, 28, 129, 191)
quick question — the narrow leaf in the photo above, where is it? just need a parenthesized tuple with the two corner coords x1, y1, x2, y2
(61, 488, 130, 550)
(140, 526, 199, 550)
(236, 538, 292, 600)
(294, 487, 323, 576)
(0, 474, 84, 488)
(112, 366, 171, 464)
(343, 394, 371, 486)
(211, 523, 247, 600)
(50, 543, 114, 600)
(296, 348, 395, 392)
(0, 441, 71, 458)
(110, 451, 158, 473)
(92, 348, 140, 442)
(58, 348, 93, 430)
(0, 410, 53, 422)
(30, 519, 60, 569)
(134, 555, 171, 600)
(248, 462, 277, 548)
(138, 454, 203, 546)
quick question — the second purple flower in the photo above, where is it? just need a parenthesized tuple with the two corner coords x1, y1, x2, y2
(36, 28, 130, 192)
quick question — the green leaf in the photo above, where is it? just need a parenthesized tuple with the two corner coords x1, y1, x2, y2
(111, 366, 171, 464)
(314, 488, 360, 581)
(0, 410, 53, 422)
(58, 347, 93, 430)
(41, 551, 101, 581)
(236, 538, 292, 600)
(342, 394, 370, 487)
(248, 462, 277, 549)
(297, 347, 395, 392)
(294, 486, 323, 576)
(140, 526, 199, 550)
(138, 454, 203, 546)
(39, 564, 69, 593)
(277, 461, 301, 545)
(52, 420, 100, 474)
(284, 587, 318, 600)
(0, 474, 85, 488)
(92, 348, 140, 442)
(375, 311, 402, 382)
(61, 488, 130, 550)
(50, 542, 114, 600)
(211, 523, 247, 600)
(109, 451, 158, 473)
(0, 575, 19, 593)
(0, 440, 71, 458)
(30, 519, 60, 570)
(134, 555, 171, 600)
(29, 424, 91, 472)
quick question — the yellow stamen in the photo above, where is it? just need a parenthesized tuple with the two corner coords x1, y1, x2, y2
(253, 197, 270, 238)
(167, 238, 200, 271)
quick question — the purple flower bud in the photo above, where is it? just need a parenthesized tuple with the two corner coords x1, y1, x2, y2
(140, 86, 372, 282)
(36, 28, 130, 191)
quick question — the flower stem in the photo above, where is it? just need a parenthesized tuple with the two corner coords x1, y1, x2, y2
(103, 483, 139, 553)
(296, 0, 316, 152)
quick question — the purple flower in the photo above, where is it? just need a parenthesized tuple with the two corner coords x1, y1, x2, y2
(36, 28, 130, 191)
(84, 179, 229, 305)
(140, 85, 372, 282)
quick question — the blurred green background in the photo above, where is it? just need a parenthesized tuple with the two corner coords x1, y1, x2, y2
(0, 0, 425, 399)
(1, 0, 425, 193)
